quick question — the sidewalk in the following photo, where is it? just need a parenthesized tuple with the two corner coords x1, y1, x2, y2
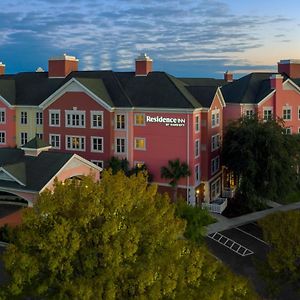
(206, 200, 300, 235)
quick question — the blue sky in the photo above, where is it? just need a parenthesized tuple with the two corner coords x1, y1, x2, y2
(1, 0, 300, 78)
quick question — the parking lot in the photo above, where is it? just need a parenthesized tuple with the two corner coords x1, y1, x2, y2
(206, 221, 298, 300)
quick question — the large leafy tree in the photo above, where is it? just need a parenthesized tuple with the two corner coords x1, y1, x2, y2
(161, 159, 191, 202)
(0, 171, 257, 299)
(258, 211, 300, 297)
(222, 116, 300, 208)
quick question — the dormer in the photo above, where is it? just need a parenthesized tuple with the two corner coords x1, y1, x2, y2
(21, 136, 52, 157)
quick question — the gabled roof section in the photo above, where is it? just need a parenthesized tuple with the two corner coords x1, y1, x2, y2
(221, 73, 279, 104)
(186, 86, 219, 108)
(0, 78, 16, 105)
(1, 162, 26, 186)
(180, 77, 227, 87)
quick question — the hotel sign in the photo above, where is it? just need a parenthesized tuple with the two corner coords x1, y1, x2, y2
(146, 115, 186, 127)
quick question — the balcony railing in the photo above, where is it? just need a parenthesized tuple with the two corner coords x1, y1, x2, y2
(222, 187, 236, 198)
(202, 197, 227, 214)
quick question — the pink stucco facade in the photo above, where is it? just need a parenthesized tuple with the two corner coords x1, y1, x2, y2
(0, 102, 16, 147)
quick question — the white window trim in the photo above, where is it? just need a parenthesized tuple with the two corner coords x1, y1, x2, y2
(36, 112, 43, 125)
(91, 136, 104, 153)
(134, 113, 146, 126)
(211, 134, 220, 152)
(195, 139, 200, 158)
(115, 114, 126, 130)
(20, 111, 28, 125)
(263, 107, 273, 120)
(115, 137, 126, 154)
(20, 132, 28, 146)
(195, 115, 200, 132)
(90, 111, 104, 129)
(211, 178, 221, 200)
(282, 106, 292, 121)
(284, 127, 292, 134)
(195, 164, 200, 183)
(0, 108, 6, 124)
(211, 109, 220, 128)
(65, 110, 86, 128)
(49, 109, 61, 127)
(91, 160, 104, 169)
(134, 137, 146, 151)
(65, 135, 86, 152)
(211, 156, 220, 175)
(49, 134, 61, 149)
(0, 131, 6, 144)
(36, 133, 43, 140)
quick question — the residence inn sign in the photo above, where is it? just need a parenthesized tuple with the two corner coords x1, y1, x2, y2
(146, 115, 186, 127)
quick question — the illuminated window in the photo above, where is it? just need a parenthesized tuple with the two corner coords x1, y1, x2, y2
(66, 136, 85, 151)
(135, 138, 146, 150)
(135, 114, 145, 126)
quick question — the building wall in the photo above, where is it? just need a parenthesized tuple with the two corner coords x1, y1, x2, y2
(43, 92, 112, 164)
(15, 106, 43, 146)
(0, 101, 16, 147)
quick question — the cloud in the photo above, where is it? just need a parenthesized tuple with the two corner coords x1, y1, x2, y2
(0, 0, 296, 75)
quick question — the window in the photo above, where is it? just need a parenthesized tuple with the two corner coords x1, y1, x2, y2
(211, 156, 220, 175)
(116, 138, 126, 153)
(211, 109, 220, 128)
(49, 134, 60, 149)
(91, 160, 103, 168)
(135, 114, 145, 126)
(284, 127, 292, 134)
(263, 108, 273, 121)
(0, 131, 5, 144)
(20, 112, 27, 125)
(36, 112, 43, 125)
(66, 136, 85, 151)
(211, 178, 221, 199)
(211, 134, 220, 151)
(20, 132, 27, 145)
(36, 133, 43, 140)
(0, 108, 5, 124)
(195, 164, 200, 182)
(66, 110, 85, 128)
(91, 111, 103, 129)
(195, 115, 200, 132)
(49, 110, 60, 127)
(283, 107, 291, 120)
(91, 137, 104, 152)
(135, 138, 146, 150)
(245, 109, 254, 118)
(116, 114, 125, 129)
(195, 139, 200, 157)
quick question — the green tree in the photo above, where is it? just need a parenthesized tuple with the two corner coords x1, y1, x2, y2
(257, 211, 300, 296)
(107, 156, 129, 174)
(222, 116, 299, 209)
(160, 159, 191, 202)
(0, 171, 257, 299)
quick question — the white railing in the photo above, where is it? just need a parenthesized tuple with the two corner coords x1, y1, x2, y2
(202, 198, 228, 214)
(222, 187, 236, 198)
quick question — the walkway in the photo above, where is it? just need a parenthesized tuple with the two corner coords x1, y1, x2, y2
(206, 200, 300, 235)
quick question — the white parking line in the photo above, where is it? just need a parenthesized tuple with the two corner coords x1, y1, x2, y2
(235, 227, 269, 246)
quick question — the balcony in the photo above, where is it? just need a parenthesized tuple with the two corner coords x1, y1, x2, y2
(202, 197, 227, 214)
(222, 187, 236, 198)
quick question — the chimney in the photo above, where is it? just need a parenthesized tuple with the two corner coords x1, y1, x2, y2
(270, 74, 283, 90)
(278, 59, 300, 78)
(135, 53, 152, 76)
(48, 54, 78, 78)
(224, 70, 233, 82)
(0, 62, 5, 75)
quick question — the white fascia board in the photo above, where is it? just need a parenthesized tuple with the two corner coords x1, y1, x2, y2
(0, 167, 26, 186)
(0, 96, 13, 108)
(283, 79, 300, 93)
(217, 87, 226, 107)
(257, 90, 276, 106)
(39, 78, 113, 112)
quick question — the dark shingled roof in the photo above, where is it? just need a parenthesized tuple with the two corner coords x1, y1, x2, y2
(221, 73, 283, 104)
(186, 86, 219, 107)
(0, 70, 226, 109)
(0, 148, 72, 191)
